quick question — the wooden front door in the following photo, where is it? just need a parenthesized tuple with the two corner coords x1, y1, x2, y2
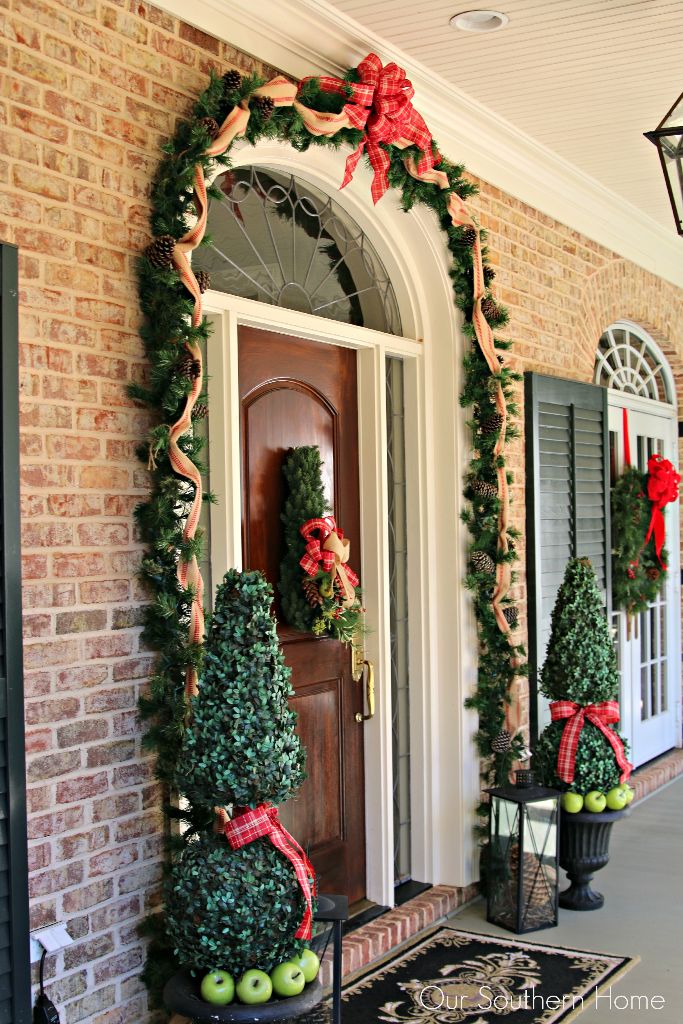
(238, 325, 366, 904)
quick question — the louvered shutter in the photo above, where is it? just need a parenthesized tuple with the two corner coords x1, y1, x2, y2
(525, 373, 610, 739)
(0, 244, 31, 1024)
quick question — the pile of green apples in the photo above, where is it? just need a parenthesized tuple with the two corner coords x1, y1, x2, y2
(561, 782, 635, 814)
(199, 948, 320, 1007)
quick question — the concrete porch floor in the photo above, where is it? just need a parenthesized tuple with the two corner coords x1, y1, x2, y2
(451, 776, 683, 1023)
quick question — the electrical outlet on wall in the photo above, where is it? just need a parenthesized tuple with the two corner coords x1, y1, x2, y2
(29, 923, 73, 963)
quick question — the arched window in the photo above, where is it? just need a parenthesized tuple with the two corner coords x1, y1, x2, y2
(192, 165, 402, 335)
(594, 321, 674, 404)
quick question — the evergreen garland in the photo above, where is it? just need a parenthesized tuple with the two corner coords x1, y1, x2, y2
(135, 62, 528, 999)
(611, 465, 667, 619)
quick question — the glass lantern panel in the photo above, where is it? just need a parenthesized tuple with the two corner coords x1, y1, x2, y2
(520, 798, 558, 930)
(660, 131, 683, 227)
(487, 796, 521, 932)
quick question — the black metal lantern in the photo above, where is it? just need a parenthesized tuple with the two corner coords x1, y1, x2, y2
(487, 782, 560, 934)
(645, 93, 683, 236)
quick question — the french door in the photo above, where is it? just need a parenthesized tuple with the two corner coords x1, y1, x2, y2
(608, 396, 681, 767)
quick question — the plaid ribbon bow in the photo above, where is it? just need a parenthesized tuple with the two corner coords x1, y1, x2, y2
(313, 52, 436, 203)
(300, 516, 359, 607)
(550, 700, 633, 785)
(225, 804, 317, 940)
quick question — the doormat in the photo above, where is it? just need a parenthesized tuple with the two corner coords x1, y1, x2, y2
(298, 926, 638, 1023)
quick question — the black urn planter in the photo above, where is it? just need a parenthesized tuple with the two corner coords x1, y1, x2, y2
(559, 806, 630, 911)
(164, 971, 323, 1023)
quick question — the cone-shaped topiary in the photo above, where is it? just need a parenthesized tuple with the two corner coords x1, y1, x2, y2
(165, 569, 309, 974)
(534, 558, 629, 794)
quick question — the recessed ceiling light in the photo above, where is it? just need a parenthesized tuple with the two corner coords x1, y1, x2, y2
(450, 10, 509, 33)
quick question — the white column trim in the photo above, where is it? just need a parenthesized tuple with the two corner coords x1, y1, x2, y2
(153, 0, 683, 289)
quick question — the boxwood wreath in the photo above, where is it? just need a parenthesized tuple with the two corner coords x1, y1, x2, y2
(134, 55, 527, 1004)
(611, 464, 668, 625)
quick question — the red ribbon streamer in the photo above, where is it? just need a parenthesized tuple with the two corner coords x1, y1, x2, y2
(643, 453, 680, 570)
(299, 517, 359, 587)
(622, 407, 631, 468)
(225, 804, 317, 940)
(550, 700, 633, 785)
(311, 53, 436, 204)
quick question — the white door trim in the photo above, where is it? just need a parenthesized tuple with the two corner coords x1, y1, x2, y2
(200, 141, 480, 907)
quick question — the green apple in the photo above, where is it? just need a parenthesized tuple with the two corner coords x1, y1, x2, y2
(200, 970, 235, 1005)
(293, 947, 320, 984)
(236, 969, 272, 1005)
(605, 786, 628, 811)
(270, 961, 306, 998)
(619, 783, 635, 805)
(561, 791, 584, 814)
(584, 790, 607, 813)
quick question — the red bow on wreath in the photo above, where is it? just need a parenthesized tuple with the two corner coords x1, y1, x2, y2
(225, 804, 317, 940)
(310, 53, 437, 204)
(643, 453, 680, 570)
(550, 700, 633, 785)
(300, 516, 359, 607)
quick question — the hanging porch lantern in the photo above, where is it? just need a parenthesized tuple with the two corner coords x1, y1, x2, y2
(487, 778, 560, 934)
(644, 93, 683, 236)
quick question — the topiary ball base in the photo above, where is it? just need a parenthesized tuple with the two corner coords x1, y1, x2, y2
(166, 831, 306, 975)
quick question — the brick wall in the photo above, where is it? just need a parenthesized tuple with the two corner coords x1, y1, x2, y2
(1, 2, 682, 1023)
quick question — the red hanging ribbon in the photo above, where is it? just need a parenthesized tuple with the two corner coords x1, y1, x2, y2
(299, 517, 360, 589)
(643, 453, 680, 570)
(225, 804, 317, 940)
(309, 53, 436, 204)
(550, 700, 633, 785)
(622, 407, 632, 468)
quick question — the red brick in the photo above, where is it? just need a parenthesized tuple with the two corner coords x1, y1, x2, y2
(53, 552, 106, 577)
(84, 634, 135, 660)
(28, 806, 84, 840)
(86, 739, 135, 767)
(76, 524, 129, 547)
(26, 729, 53, 754)
(64, 934, 115, 970)
(29, 862, 84, 898)
(57, 772, 108, 803)
(24, 639, 80, 670)
(22, 522, 73, 548)
(11, 106, 68, 143)
(23, 613, 52, 638)
(89, 843, 138, 877)
(48, 494, 103, 517)
(26, 697, 80, 725)
(57, 719, 109, 747)
(91, 793, 140, 823)
(56, 665, 109, 691)
(58, 825, 110, 861)
(62, 879, 114, 913)
(80, 580, 130, 604)
(28, 842, 52, 871)
(84, 687, 136, 714)
(90, 894, 140, 933)
(94, 947, 143, 985)
(13, 165, 69, 202)
(56, 610, 108, 634)
(27, 749, 81, 782)
(24, 670, 51, 697)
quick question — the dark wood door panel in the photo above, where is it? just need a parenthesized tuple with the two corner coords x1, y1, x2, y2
(238, 326, 366, 903)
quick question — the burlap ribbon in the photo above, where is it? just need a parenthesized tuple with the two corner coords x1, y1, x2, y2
(300, 516, 359, 608)
(550, 700, 633, 785)
(224, 804, 316, 940)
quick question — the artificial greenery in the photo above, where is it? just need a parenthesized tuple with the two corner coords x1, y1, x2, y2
(279, 446, 364, 643)
(165, 570, 308, 974)
(535, 558, 629, 795)
(611, 465, 666, 620)
(175, 570, 306, 808)
(136, 62, 528, 999)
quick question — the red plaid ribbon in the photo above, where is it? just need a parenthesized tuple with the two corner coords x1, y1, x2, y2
(312, 53, 436, 204)
(550, 700, 633, 785)
(299, 517, 359, 588)
(225, 804, 316, 940)
(643, 453, 680, 570)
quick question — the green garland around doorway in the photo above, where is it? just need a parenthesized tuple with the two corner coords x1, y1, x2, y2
(133, 58, 527, 1002)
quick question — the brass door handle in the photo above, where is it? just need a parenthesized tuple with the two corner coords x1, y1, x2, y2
(355, 660, 375, 723)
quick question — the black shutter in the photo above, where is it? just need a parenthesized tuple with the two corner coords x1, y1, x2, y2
(525, 372, 610, 740)
(0, 244, 31, 1024)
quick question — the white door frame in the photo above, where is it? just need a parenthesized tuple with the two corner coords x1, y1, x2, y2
(199, 140, 480, 907)
(607, 388, 682, 765)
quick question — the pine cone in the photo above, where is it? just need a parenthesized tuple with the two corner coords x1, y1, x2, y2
(191, 402, 208, 421)
(503, 606, 518, 629)
(472, 478, 497, 500)
(461, 226, 477, 247)
(481, 297, 499, 321)
(492, 730, 511, 754)
(223, 69, 242, 93)
(198, 116, 220, 140)
(302, 578, 323, 607)
(177, 353, 201, 381)
(195, 270, 211, 294)
(480, 412, 504, 437)
(483, 265, 496, 284)
(145, 234, 176, 269)
(471, 550, 495, 575)
(255, 95, 275, 121)
(647, 567, 660, 581)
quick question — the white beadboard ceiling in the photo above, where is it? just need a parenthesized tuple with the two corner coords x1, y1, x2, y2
(326, 0, 682, 231)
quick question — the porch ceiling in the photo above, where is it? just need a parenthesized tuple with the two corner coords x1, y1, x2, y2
(326, 0, 682, 233)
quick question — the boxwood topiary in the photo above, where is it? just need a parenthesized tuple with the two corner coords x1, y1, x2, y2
(165, 833, 306, 974)
(536, 557, 629, 795)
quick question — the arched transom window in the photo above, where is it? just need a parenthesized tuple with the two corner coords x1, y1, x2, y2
(192, 165, 402, 335)
(594, 321, 673, 404)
